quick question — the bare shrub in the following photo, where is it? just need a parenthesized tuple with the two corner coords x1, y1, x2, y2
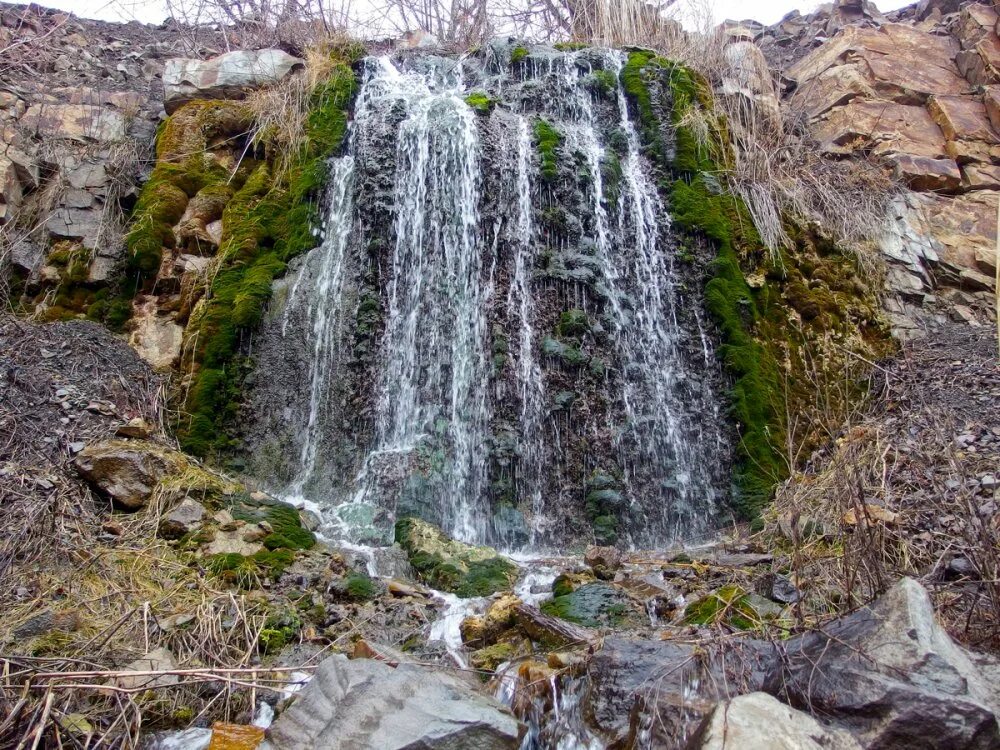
(764, 326, 1000, 650)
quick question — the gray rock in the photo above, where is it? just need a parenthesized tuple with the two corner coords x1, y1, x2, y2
(266, 654, 523, 749)
(158, 498, 206, 539)
(74, 439, 183, 510)
(116, 647, 178, 690)
(764, 577, 1000, 750)
(163, 49, 304, 113)
(687, 692, 862, 750)
(586, 637, 774, 746)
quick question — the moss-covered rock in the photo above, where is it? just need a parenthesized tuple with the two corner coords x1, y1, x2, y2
(465, 91, 496, 115)
(394, 517, 518, 598)
(156, 55, 361, 458)
(682, 584, 782, 630)
(541, 582, 642, 628)
(533, 118, 563, 183)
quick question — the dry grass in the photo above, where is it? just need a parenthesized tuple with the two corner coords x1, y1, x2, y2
(761, 326, 1000, 650)
(243, 38, 352, 180)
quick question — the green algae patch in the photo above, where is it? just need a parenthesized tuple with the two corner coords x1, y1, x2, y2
(541, 582, 640, 628)
(395, 517, 518, 598)
(533, 118, 563, 183)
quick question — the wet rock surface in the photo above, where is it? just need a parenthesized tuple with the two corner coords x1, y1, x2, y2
(266, 654, 524, 749)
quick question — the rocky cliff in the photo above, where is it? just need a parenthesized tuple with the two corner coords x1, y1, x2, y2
(744, 0, 1000, 333)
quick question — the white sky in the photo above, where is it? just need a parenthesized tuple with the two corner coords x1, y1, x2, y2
(38, 0, 914, 30)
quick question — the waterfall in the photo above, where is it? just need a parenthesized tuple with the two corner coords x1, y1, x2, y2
(505, 115, 547, 547)
(280, 156, 355, 503)
(244, 45, 731, 551)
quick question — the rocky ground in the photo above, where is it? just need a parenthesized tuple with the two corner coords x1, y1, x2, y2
(2, 314, 999, 748)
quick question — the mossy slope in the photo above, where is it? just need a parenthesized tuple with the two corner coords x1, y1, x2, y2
(123, 53, 361, 458)
(621, 51, 892, 518)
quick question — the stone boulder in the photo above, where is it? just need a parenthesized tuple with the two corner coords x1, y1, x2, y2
(129, 297, 183, 371)
(163, 49, 305, 113)
(764, 577, 1000, 750)
(74, 439, 185, 510)
(584, 637, 774, 746)
(686, 692, 862, 750)
(266, 654, 523, 749)
(158, 497, 206, 539)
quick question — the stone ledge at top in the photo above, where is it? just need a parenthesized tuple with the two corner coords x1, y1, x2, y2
(163, 49, 306, 113)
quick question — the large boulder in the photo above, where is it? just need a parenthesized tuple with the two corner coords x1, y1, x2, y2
(74, 439, 185, 510)
(765, 578, 1000, 750)
(163, 49, 304, 113)
(686, 692, 862, 750)
(266, 654, 523, 749)
(584, 637, 774, 746)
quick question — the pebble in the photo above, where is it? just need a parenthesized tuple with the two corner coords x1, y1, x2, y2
(981, 474, 998, 489)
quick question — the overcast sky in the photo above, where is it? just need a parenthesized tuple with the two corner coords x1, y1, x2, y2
(37, 0, 914, 30)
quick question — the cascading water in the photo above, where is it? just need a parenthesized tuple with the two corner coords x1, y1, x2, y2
(280, 156, 355, 504)
(243, 44, 732, 551)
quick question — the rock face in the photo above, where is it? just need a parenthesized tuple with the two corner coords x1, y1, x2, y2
(765, 577, 1000, 750)
(687, 692, 862, 750)
(749, 0, 1000, 331)
(0, 2, 166, 292)
(163, 49, 304, 113)
(74, 439, 184, 509)
(585, 579, 1000, 749)
(266, 655, 523, 749)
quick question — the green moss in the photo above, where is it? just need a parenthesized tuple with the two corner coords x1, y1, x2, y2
(465, 92, 496, 115)
(259, 609, 301, 654)
(683, 584, 761, 630)
(395, 517, 517, 598)
(554, 41, 587, 51)
(541, 582, 634, 628)
(455, 557, 518, 598)
(533, 118, 563, 184)
(542, 336, 588, 367)
(471, 642, 518, 671)
(345, 571, 378, 601)
(175, 61, 359, 458)
(557, 308, 590, 337)
(620, 51, 784, 518)
(589, 69, 618, 98)
(510, 45, 529, 64)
